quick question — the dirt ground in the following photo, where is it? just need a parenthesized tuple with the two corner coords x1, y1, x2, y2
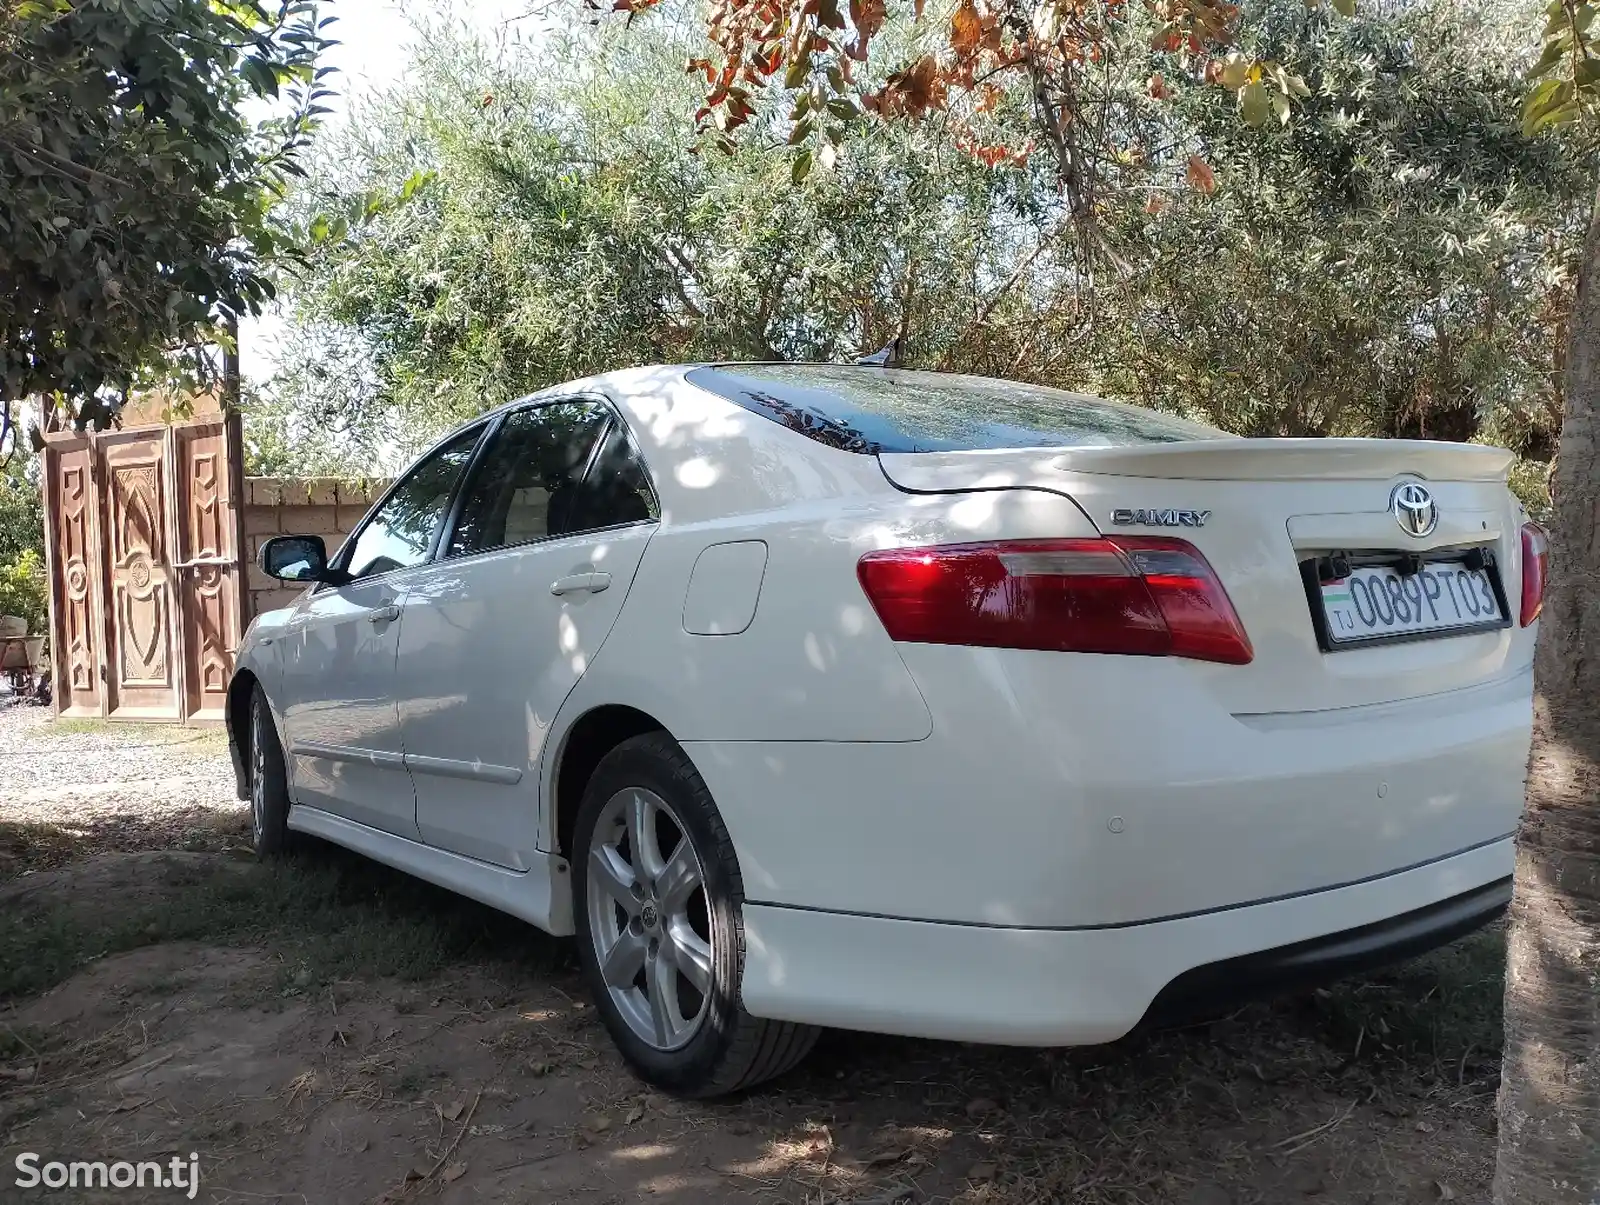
(0, 703, 1503, 1203)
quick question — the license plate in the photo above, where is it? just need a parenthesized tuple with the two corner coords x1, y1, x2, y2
(1319, 560, 1504, 645)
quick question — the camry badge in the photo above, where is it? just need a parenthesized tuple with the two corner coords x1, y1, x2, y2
(1110, 508, 1210, 528)
(1390, 482, 1438, 538)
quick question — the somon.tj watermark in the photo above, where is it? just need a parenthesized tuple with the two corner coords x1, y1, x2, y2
(15, 1151, 199, 1198)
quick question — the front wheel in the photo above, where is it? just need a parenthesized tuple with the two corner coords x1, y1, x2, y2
(572, 733, 818, 1097)
(248, 686, 293, 859)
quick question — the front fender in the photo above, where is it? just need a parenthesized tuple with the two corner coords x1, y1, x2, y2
(226, 607, 293, 799)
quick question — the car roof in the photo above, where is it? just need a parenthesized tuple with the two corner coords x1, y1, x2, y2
(461, 364, 891, 526)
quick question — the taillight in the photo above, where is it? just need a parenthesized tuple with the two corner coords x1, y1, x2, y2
(856, 537, 1253, 664)
(1520, 521, 1548, 627)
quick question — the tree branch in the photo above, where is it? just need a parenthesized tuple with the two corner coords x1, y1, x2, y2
(654, 246, 705, 319)
(938, 224, 1067, 371)
(0, 135, 131, 188)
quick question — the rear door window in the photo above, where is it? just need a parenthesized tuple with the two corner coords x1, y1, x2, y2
(687, 364, 1223, 453)
(563, 420, 659, 532)
(446, 402, 611, 557)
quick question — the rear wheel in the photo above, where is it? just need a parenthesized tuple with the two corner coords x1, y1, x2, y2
(572, 733, 818, 1096)
(249, 686, 293, 859)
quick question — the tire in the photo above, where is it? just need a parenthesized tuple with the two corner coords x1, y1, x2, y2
(248, 685, 293, 859)
(572, 732, 819, 1097)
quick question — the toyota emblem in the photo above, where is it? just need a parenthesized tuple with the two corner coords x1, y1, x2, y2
(1391, 482, 1438, 538)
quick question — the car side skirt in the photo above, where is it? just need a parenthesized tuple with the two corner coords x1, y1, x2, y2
(287, 806, 575, 936)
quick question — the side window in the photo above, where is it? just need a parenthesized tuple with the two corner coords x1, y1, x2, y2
(564, 420, 659, 533)
(343, 426, 483, 580)
(446, 402, 611, 557)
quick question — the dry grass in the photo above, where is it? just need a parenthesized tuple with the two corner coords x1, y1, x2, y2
(0, 846, 1504, 1203)
(40, 718, 230, 753)
(0, 707, 1505, 1203)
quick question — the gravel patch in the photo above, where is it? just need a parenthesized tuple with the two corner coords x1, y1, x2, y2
(0, 700, 249, 872)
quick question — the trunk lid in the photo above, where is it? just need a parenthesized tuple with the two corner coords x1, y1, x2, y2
(878, 439, 1533, 715)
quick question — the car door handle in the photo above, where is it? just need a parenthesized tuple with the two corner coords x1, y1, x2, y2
(550, 572, 610, 596)
(549, 574, 591, 596)
(366, 604, 401, 624)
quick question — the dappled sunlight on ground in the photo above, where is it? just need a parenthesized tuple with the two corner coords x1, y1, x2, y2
(0, 699, 1505, 1204)
(0, 704, 246, 873)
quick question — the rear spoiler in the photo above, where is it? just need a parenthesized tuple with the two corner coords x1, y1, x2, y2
(877, 439, 1515, 494)
(1049, 439, 1514, 482)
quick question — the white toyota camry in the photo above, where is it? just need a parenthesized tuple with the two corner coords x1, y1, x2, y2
(228, 363, 1540, 1097)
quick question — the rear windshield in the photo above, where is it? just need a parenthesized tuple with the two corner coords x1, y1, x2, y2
(687, 364, 1223, 454)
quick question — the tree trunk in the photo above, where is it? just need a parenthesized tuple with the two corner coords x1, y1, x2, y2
(1494, 187, 1600, 1202)
(223, 311, 242, 414)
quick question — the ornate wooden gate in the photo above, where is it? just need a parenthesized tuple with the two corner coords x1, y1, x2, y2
(41, 413, 246, 724)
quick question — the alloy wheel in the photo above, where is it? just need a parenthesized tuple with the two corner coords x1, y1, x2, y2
(584, 786, 715, 1051)
(250, 700, 268, 844)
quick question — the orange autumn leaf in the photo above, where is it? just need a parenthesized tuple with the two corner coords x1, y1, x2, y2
(951, 0, 982, 56)
(849, 0, 887, 40)
(904, 55, 948, 113)
(980, 11, 1001, 50)
(1186, 154, 1216, 194)
(1147, 71, 1170, 100)
(876, 54, 948, 117)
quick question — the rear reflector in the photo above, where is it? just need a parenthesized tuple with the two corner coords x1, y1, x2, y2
(1520, 522, 1548, 627)
(857, 537, 1253, 664)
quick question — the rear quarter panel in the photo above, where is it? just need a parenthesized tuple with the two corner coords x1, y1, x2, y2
(540, 368, 1104, 854)
(550, 368, 945, 748)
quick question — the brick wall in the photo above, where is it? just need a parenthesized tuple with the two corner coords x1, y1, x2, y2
(242, 477, 392, 622)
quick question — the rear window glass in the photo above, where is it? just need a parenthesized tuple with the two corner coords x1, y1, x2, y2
(687, 364, 1223, 454)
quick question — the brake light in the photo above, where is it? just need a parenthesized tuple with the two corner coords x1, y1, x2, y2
(1520, 522, 1548, 627)
(856, 537, 1253, 664)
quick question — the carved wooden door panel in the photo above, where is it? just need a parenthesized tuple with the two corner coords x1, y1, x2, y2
(98, 429, 182, 720)
(43, 412, 245, 724)
(173, 418, 244, 722)
(42, 436, 105, 717)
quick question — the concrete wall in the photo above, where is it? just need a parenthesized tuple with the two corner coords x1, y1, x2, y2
(242, 477, 392, 622)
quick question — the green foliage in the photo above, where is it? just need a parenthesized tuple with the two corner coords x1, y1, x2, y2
(0, 446, 43, 564)
(1089, 1, 1578, 457)
(0, 445, 46, 634)
(258, 1, 1581, 486)
(0, 0, 333, 418)
(0, 548, 45, 635)
(1523, 0, 1600, 134)
(265, 19, 1053, 454)
(240, 384, 370, 476)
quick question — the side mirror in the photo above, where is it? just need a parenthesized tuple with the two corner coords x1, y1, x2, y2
(259, 535, 343, 584)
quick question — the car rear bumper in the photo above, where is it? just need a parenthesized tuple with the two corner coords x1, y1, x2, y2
(1141, 873, 1508, 1027)
(737, 836, 1511, 1045)
(685, 657, 1531, 929)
